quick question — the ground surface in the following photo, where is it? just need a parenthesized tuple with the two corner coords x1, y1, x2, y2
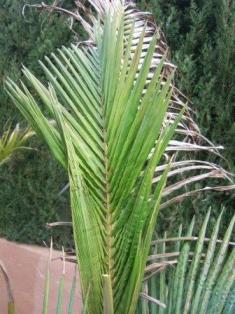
(0, 238, 82, 313)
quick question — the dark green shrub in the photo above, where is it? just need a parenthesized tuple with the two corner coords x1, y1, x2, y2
(0, 0, 79, 245)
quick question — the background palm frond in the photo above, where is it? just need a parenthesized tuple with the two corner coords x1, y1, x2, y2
(139, 210, 235, 314)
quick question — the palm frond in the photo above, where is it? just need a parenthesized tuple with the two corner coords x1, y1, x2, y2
(142, 211, 235, 314)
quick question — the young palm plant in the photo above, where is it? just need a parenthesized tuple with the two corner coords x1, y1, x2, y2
(5, 1, 234, 313)
(0, 123, 33, 165)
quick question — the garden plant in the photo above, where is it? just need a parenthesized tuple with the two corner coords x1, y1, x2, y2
(4, 0, 235, 313)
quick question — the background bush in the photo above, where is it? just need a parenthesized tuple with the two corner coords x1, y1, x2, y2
(0, 0, 79, 246)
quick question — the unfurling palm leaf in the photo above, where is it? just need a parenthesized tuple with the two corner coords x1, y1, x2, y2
(5, 1, 234, 313)
(141, 211, 235, 314)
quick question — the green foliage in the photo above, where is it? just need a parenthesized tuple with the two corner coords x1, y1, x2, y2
(0, 0, 75, 124)
(1, 0, 234, 246)
(139, 210, 235, 313)
(0, 0, 78, 245)
(0, 137, 72, 245)
(139, 0, 235, 166)
(6, 1, 233, 312)
(5, 16, 174, 311)
(0, 123, 33, 165)
(40, 212, 235, 314)
(137, 0, 235, 233)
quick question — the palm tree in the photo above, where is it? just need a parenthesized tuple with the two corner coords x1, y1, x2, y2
(5, 1, 234, 312)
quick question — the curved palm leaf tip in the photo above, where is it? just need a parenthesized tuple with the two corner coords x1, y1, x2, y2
(5, 0, 234, 313)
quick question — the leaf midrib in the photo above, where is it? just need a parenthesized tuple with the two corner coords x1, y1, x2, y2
(102, 105, 114, 285)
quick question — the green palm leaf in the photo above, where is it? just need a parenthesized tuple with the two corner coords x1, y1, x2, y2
(142, 211, 235, 314)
